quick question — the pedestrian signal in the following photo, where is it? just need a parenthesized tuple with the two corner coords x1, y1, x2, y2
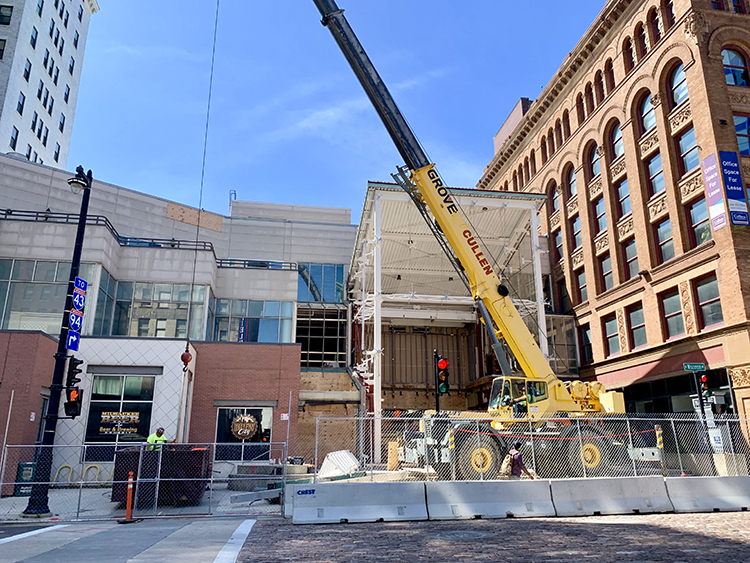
(437, 357, 450, 395)
(64, 387, 83, 418)
(66, 356, 83, 388)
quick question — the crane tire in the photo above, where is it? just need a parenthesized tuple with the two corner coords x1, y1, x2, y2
(455, 431, 502, 480)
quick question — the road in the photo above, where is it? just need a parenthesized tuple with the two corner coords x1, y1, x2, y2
(0, 513, 748, 562)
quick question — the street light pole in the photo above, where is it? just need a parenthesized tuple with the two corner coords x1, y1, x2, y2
(23, 166, 92, 516)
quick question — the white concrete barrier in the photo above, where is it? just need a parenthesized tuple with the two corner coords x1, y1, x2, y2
(426, 480, 555, 519)
(291, 482, 428, 524)
(551, 476, 674, 516)
(665, 476, 750, 512)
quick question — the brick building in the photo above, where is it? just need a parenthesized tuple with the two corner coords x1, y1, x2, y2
(478, 0, 750, 416)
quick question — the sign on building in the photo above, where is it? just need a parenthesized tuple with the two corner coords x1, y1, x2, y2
(702, 153, 727, 231)
(719, 151, 750, 226)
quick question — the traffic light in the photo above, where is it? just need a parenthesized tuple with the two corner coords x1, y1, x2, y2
(64, 387, 83, 418)
(700, 373, 712, 398)
(437, 356, 450, 395)
(66, 356, 83, 388)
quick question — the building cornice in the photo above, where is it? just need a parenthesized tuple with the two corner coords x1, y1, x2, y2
(85, 0, 100, 14)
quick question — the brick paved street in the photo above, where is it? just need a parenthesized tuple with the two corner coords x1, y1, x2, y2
(240, 513, 750, 563)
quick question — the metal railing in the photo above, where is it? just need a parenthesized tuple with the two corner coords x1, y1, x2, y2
(295, 414, 750, 483)
(0, 442, 289, 522)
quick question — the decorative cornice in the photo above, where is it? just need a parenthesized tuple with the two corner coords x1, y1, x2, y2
(571, 248, 584, 269)
(679, 169, 704, 203)
(594, 231, 609, 256)
(617, 215, 634, 241)
(729, 91, 750, 109)
(639, 130, 660, 158)
(648, 192, 669, 221)
(588, 177, 604, 200)
(684, 11, 707, 44)
(567, 195, 580, 218)
(728, 365, 750, 388)
(550, 210, 561, 229)
(669, 102, 692, 135)
(596, 146, 606, 158)
(617, 308, 627, 355)
(650, 92, 663, 108)
(610, 156, 626, 181)
(679, 280, 696, 335)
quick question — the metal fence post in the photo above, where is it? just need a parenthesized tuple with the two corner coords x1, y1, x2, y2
(528, 418, 536, 476)
(0, 445, 8, 499)
(207, 444, 214, 516)
(314, 418, 319, 484)
(476, 419, 483, 481)
(727, 420, 739, 476)
(576, 419, 587, 478)
(76, 445, 85, 520)
(670, 418, 684, 476)
(625, 418, 637, 476)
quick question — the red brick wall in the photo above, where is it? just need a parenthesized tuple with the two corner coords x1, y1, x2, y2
(189, 342, 301, 452)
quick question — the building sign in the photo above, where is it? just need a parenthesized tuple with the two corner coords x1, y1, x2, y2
(238, 318, 246, 342)
(99, 411, 140, 435)
(231, 414, 258, 440)
(719, 151, 750, 226)
(702, 153, 727, 231)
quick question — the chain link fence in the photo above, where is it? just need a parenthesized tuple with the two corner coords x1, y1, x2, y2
(0, 442, 287, 522)
(295, 414, 750, 483)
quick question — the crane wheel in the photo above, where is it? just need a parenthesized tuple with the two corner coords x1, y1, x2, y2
(567, 425, 611, 477)
(456, 432, 501, 480)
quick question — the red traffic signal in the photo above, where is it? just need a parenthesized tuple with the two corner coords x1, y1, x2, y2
(437, 356, 450, 395)
(437, 358, 449, 371)
(700, 373, 712, 397)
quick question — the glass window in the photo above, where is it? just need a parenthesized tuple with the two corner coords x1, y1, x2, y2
(677, 127, 699, 174)
(661, 289, 684, 339)
(296, 305, 348, 369)
(0, 5, 12, 25)
(9, 126, 17, 150)
(732, 0, 747, 13)
(624, 37, 635, 72)
(566, 167, 577, 197)
(628, 303, 647, 348)
(723, 49, 749, 86)
(31, 27, 38, 48)
(297, 263, 346, 303)
(616, 178, 631, 217)
(579, 324, 593, 365)
(33, 261, 56, 282)
(571, 216, 582, 249)
(735, 115, 750, 156)
(688, 198, 711, 247)
(623, 238, 639, 280)
(670, 63, 689, 106)
(647, 153, 665, 195)
(594, 196, 607, 233)
(23, 59, 32, 81)
(600, 254, 613, 291)
(215, 407, 273, 461)
(611, 122, 624, 158)
(576, 268, 587, 302)
(553, 230, 563, 262)
(695, 275, 723, 329)
(656, 219, 675, 262)
(589, 145, 601, 177)
(604, 314, 620, 356)
(641, 94, 656, 133)
(550, 183, 560, 212)
(16, 92, 25, 115)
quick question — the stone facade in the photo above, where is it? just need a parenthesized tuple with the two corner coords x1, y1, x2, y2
(478, 0, 750, 416)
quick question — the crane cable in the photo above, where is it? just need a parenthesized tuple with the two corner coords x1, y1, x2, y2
(183, 0, 221, 371)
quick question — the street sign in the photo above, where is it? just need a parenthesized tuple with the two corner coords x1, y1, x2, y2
(74, 277, 88, 292)
(72, 289, 86, 311)
(684, 362, 706, 372)
(66, 330, 80, 351)
(69, 309, 83, 333)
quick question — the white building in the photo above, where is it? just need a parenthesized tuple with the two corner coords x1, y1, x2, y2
(0, 0, 98, 166)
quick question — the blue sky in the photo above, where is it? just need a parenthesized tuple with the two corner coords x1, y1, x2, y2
(67, 0, 605, 222)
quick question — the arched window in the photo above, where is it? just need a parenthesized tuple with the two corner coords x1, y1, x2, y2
(518, 165, 525, 189)
(530, 150, 537, 175)
(731, 0, 746, 14)
(636, 24, 648, 60)
(585, 83, 595, 113)
(611, 121, 624, 159)
(555, 120, 563, 147)
(576, 93, 586, 124)
(595, 71, 605, 103)
(524, 158, 530, 182)
(664, 1, 675, 28)
(562, 110, 571, 138)
(541, 137, 548, 163)
(670, 62, 688, 106)
(548, 127, 556, 155)
(512, 171, 518, 191)
(649, 9, 662, 43)
(504, 181, 509, 191)
(640, 93, 656, 134)
(550, 182, 560, 213)
(711, 0, 725, 10)
(722, 48, 749, 86)
(624, 38, 635, 73)
(604, 59, 615, 93)
(589, 144, 601, 178)
(566, 166, 577, 198)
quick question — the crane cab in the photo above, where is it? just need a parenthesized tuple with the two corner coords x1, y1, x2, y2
(487, 376, 549, 418)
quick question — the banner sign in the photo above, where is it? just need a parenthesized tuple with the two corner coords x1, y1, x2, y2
(701, 153, 727, 231)
(99, 411, 140, 435)
(719, 151, 750, 226)
(238, 318, 246, 342)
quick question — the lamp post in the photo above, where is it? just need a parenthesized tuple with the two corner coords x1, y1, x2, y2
(23, 166, 93, 516)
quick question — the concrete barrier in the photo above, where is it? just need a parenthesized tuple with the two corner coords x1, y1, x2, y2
(426, 480, 555, 519)
(665, 476, 750, 512)
(291, 482, 428, 524)
(551, 476, 674, 516)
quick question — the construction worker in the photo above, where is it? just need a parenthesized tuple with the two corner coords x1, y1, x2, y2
(512, 381, 530, 416)
(146, 427, 175, 450)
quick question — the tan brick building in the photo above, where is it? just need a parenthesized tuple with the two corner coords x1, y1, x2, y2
(479, 0, 750, 416)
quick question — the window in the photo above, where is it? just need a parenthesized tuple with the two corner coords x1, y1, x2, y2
(712, 0, 725, 9)
(694, 274, 723, 329)
(576, 93, 586, 124)
(48, 59, 54, 77)
(297, 263, 346, 303)
(670, 63, 688, 107)
(53, 143, 60, 162)
(43, 49, 49, 68)
(723, 48, 749, 86)
(296, 306, 347, 368)
(43, 88, 48, 107)
(36, 119, 43, 139)
(137, 318, 149, 337)
(732, 0, 746, 13)
(37, 80, 43, 99)
(47, 97, 54, 115)
(616, 178, 631, 217)
(37, 0, 44, 16)
(59, 113, 65, 132)
(9, 127, 18, 150)
(215, 407, 273, 461)
(640, 93, 656, 133)
(68, 56, 74, 74)
(628, 303, 647, 349)
(73, 30, 79, 48)
(0, 5, 12, 25)
(31, 111, 38, 132)
(210, 298, 294, 343)
(688, 198, 711, 247)
(623, 237, 639, 279)
(42, 126, 48, 147)
(594, 196, 607, 233)
(563, 111, 571, 138)
(611, 121, 624, 159)
(31, 27, 38, 48)
(550, 182, 560, 212)
(595, 72, 605, 103)
(605, 59, 615, 91)
(54, 28, 59, 46)
(646, 152, 665, 195)
(566, 166, 577, 197)
(59, 0, 64, 17)
(58, 37, 64, 56)
(49, 18, 54, 37)
(0, 38, 5, 59)
(603, 314, 620, 356)
(665, 1, 675, 27)
(64, 84, 70, 103)
(553, 230, 563, 262)
(571, 215, 582, 249)
(735, 115, 750, 155)
(576, 268, 588, 302)
(676, 127, 699, 175)
(661, 288, 684, 339)
(655, 218, 675, 263)
(649, 9, 661, 43)
(600, 253, 613, 291)
(636, 24, 648, 59)
(53, 67, 59, 85)
(25, 145, 32, 160)
(155, 319, 167, 338)
(579, 324, 593, 365)
(585, 83, 594, 114)
(78, 4, 83, 21)
(624, 37, 635, 72)
(16, 92, 25, 115)
(63, 10, 68, 27)
(589, 144, 601, 177)
(23, 60, 32, 82)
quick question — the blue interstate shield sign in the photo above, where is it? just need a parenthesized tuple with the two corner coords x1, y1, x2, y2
(72, 289, 86, 311)
(69, 310, 83, 332)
